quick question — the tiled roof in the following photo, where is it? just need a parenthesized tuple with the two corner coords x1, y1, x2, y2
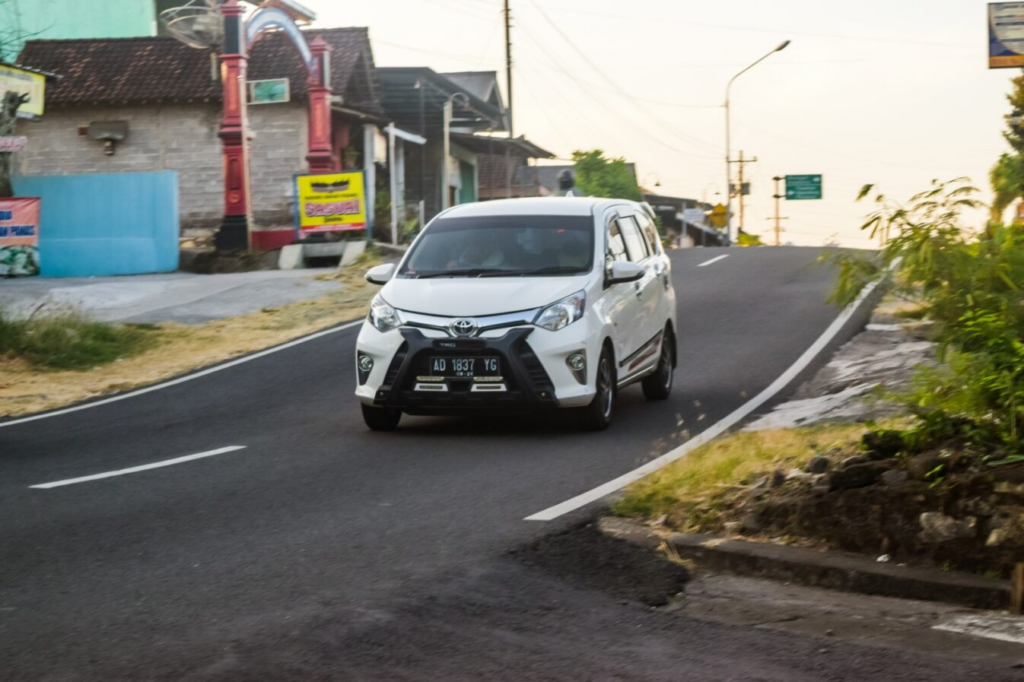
(16, 28, 383, 116)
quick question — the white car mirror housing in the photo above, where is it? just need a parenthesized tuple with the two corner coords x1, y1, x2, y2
(606, 261, 645, 286)
(366, 263, 396, 285)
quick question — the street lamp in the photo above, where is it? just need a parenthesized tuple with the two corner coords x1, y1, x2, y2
(643, 172, 662, 191)
(442, 91, 470, 211)
(724, 39, 790, 244)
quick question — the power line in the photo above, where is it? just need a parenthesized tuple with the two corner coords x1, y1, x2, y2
(522, 2, 724, 158)
(538, 6, 975, 50)
(374, 39, 499, 66)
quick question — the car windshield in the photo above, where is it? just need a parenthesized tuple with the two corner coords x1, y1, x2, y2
(398, 215, 595, 278)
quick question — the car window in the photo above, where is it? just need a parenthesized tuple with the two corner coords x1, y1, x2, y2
(607, 218, 629, 265)
(399, 215, 594, 277)
(635, 212, 661, 256)
(619, 216, 649, 262)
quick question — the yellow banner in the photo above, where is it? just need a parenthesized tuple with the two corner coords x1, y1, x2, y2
(0, 65, 45, 118)
(295, 171, 367, 234)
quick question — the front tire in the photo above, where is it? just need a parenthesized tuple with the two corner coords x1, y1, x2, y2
(579, 346, 616, 431)
(362, 403, 402, 431)
(642, 330, 675, 401)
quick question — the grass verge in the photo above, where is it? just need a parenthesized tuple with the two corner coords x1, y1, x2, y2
(0, 258, 379, 419)
(612, 424, 872, 531)
(0, 310, 158, 371)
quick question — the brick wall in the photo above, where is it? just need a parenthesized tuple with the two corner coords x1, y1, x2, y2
(17, 102, 309, 235)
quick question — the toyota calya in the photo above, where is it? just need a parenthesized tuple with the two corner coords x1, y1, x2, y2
(354, 197, 677, 431)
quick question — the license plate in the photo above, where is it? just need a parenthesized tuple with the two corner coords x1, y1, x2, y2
(429, 356, 500, 378)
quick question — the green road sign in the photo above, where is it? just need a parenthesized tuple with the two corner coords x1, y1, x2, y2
(785, 174, 822, 200)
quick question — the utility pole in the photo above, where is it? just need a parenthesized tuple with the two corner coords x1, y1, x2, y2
(729, 150, 757, 234)
(504, 0, 513, 137)
(503, 0, 513, 198)
(771, 175, 789, 246)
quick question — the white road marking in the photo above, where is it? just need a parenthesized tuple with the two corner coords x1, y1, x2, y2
(0, 320, 363, 429)
(697, 255, 729, 267)
(525, 269, 886, 522)
(934, 614, 1024, 645)
(29, 446, 247, 489)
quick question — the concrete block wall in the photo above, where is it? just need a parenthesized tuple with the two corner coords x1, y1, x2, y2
(17, 102, 309, 235)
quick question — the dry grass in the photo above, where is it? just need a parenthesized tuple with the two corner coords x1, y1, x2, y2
(0, 261, 379, 419)
(612, 424, 872, 528)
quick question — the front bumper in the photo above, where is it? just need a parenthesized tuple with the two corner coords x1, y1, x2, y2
(364, 327, 559, 414)
(356, 323, 598, 413)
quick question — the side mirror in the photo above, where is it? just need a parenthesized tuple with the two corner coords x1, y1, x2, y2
(366, 263, 396, 285)
(605, 261, 645, 286)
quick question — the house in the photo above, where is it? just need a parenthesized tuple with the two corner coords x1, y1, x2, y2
(14, 27, 386, 249)
(643, 192, 723, 247)
(376, 68, 553, 223)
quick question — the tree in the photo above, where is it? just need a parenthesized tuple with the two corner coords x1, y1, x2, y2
(989, 70, 1024, 221)
(571, 149, 642, 201)
(0, 90, 28, 197)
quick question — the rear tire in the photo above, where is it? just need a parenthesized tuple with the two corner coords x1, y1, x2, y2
(362, 403, 402, 431)
(642, 329, 675, 401)
(579, 346, 616, 431)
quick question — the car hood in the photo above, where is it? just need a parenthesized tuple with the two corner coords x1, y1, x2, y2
(382, 276, 591, 317)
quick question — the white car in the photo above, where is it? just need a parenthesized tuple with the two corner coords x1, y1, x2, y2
(354, 197, 677, 431)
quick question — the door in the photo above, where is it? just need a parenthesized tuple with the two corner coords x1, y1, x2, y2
(617, 213, 663, 377)
(604, 214, 647, 371)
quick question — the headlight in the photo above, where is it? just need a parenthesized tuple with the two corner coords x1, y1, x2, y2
(369, 294, 403, 333)
(534, 291, 586, 332)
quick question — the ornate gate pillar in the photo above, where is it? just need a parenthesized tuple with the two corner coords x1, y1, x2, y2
(215, 0, 252, 252)
(306, 37, 337, 173)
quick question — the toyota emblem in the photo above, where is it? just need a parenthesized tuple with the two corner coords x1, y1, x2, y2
(450, 318, 478, 337)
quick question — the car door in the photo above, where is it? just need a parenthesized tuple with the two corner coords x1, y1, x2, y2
(633, 208, 673, 327)
(603, 213, 647, 371)
(616, 212, 663, 377)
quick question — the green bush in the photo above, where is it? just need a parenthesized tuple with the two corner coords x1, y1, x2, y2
(0, 309, 157, 371)
(832, 178, 1024, 453)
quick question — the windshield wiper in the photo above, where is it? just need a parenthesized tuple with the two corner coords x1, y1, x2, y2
(414, 268, 501, 279)
(500, 266, 587, 277)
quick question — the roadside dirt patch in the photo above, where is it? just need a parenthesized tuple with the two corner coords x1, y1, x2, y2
(512, 522, 689, 606)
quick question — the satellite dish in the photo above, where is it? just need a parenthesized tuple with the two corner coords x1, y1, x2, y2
(161, 0, 223, 50)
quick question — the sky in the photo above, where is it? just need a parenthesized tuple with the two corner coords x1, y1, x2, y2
(309, 0, 1013, 248)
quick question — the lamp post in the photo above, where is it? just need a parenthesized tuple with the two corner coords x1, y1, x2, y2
(441, 92, 469, 211)
(724, 39, 790, 245)
(642, 172, 662, 191)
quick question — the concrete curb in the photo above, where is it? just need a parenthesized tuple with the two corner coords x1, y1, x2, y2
(598, 517, 1011, 611)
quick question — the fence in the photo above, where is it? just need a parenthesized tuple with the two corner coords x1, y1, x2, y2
(14, 171, 179, 277)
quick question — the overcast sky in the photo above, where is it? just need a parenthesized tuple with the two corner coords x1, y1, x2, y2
(310, 0, 1011, 248)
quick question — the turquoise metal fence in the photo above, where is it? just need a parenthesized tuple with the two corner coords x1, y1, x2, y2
(14, 172, 179, 277)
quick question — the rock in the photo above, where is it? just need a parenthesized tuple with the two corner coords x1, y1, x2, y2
(828, 463, 886, 491)
(786, 468, 811, 482)
(986, 528, 1009, 547)
(840, 454, 872, 469)
(804, 456, 830, 474)
(861, 430, 905, 459)
(810, 483, 831, 497)
(739, 514, 763, 533)
(647, 514, 668, 528)
(770, 469, 787, 488)
(722, 521, 742, 534)
(907, 453, 943, 481)
(880, 469, 909, 486)
(746, 476, 769, 500)
(917, 512, 977, 544)
(962, 497, 996, 517)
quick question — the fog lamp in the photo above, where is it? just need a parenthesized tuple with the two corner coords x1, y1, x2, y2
(566, 351, 587, 385)
(357, 353, 374, 384)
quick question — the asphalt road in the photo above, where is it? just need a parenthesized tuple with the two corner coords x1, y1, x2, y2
(3, 247, 1014, 681)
